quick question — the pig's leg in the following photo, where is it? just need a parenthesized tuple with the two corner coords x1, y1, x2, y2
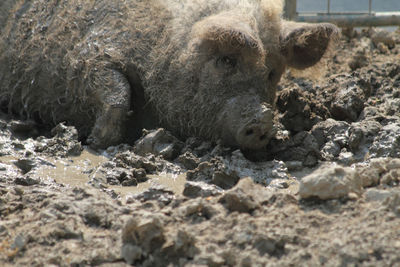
(87, 69, 131, 149)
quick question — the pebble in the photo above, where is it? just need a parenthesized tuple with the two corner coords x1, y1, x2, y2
(299, 165, 363, 200)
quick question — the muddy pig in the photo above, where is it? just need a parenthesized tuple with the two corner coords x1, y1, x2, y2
(0, 0, 339, 149)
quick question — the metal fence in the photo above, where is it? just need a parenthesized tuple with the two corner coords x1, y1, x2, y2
(284, 0, 400, 27)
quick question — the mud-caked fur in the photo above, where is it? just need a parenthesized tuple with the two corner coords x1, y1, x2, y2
(0, 0, 339, 149)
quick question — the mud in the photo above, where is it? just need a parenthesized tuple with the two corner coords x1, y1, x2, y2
(1, 29, 400, 266)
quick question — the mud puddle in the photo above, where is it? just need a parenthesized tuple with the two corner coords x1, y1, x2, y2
(0, 149, 187, 199)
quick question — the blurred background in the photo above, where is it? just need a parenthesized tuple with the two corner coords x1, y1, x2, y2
(297, 0, 400, 13)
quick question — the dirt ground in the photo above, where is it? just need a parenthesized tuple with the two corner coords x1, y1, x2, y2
(1, 28, 400, 267)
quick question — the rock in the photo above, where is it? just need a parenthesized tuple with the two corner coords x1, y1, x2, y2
(268, 179, 289, 189)
(121, 177, 138, 186)
(114, 152, 158, 173)
(132, 168, 147, 182)
(100, 167, 133, 185)
(348, 120, 381, 152)
(311, 119, 350, 147)
(380, 168, 400, 186)
(360, 158, 400, 187)
(34, 124, 83, 157)
(122, 212, 166, 260)
(211, 171, 240, 189)
(253, 235, 285, 256)
(219, 178, 273, 213)
(330, 81, 365, 122)
(186, 160, 222, 183)
(51, 123, 79, 141)
(182, 181, 223, 198)
(130, 185, 175, 205)
(14, 176, 40, 186)
(224, 150, 291, 185)
(384, 192, 400, 215)
(11, 234, 27, 251)
(160, 229, 197, 261)
(320, 140, 341, 161)
(337, 150, 356, 166)
(356, 161, 382, 188)
(13, 159, 36, 174)
(299, 164, 363, 200)
(364, 189, 393, 202)
(369, 123, 400, 159)
(176, 151, 200, 170)
(134, 128, 184, 160)
(176, 198, 221, 221)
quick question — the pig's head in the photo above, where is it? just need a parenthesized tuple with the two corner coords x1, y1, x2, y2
(147, 0, 339, 150)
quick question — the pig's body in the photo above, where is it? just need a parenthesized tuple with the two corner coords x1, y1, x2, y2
(0, 0, 338, 149)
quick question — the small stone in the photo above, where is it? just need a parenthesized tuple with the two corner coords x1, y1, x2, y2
(176, 152, 200, 170)
(211, 171, 240, 190)
(13, 159, 36, 174)
(268, 179, 289, 189)
(0, 163, 8, 171)
(183, 181, 223, 198)
(330, 81, 365, 122)
(131, 185, 174, 204)
(11, 234, 27, 250)
(134, 128, 183, 160)
(121, 178, 138, 186)
(14, 187, 24, 195)
(67, 142, 83, 156)
(15, 176, 40, 186)
(132, 168, 147, 182)
(347, 192, 359, 200)
(364, 189, 393, 202)
(383, 192, 400, 215)
(299, 165, 363, 200)
(337, 150, 355, 166)
(51, 123, 79, 140)
(253, 235, 281, 256)
(121, 213, 166, 253)
(219, 178, 263, 213)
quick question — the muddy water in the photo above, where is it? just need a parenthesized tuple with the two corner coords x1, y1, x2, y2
(0, 149, 187, 198)
(111, 173, 187, 196)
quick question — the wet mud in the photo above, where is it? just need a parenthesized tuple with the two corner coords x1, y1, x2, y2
(1, 29, 400, 266)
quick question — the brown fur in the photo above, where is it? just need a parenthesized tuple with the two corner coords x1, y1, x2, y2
(0, 0, 339, 149)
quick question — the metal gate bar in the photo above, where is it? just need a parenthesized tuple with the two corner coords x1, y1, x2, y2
(284, 0, 400, 27)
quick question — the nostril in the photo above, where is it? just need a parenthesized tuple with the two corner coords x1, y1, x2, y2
(259, 134, 267, 141)
(245, 129, 254, 136)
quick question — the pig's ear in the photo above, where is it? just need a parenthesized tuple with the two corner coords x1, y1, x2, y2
(280, 22, 340, 70)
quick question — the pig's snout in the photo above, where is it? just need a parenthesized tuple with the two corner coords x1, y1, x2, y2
(236, 106, 275, 150)
(217, 96, 276, 150)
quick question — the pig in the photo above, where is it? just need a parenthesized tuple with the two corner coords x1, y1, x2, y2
(0, 0, 339, 149)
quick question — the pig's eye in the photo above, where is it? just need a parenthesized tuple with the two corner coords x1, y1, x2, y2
(216, 56, 237, 69)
